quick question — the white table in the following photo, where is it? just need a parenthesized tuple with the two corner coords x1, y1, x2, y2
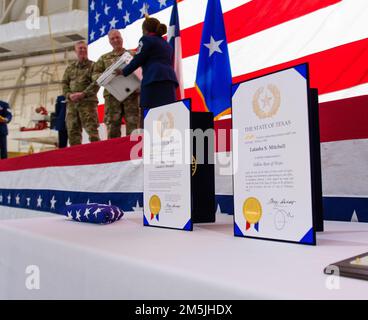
(0, 209, 367, 300)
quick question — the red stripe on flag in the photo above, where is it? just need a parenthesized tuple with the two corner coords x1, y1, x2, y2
(215, 119, 232, 153)
(181, 0, 341, 58)
(186, 38, 368, 111)
(0, 135, 143, 172)
(185, 87, 206, 112)
(233, 38, 368, 96)
(214, 95, 368, 146)
(319, 95, 368, 143)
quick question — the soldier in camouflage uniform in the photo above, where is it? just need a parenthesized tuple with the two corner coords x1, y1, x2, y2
(62, 41, 100, 146)
(93, 29, 140, 138)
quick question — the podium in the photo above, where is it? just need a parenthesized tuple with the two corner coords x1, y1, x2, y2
(143, 100, 215, 231)
(191, 112, 216, 223)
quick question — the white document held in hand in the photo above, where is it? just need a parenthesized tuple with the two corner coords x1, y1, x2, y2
(97, 52, 142, 102)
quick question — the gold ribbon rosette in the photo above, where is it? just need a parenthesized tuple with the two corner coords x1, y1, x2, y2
(149, 195, 161, 221)
(243, 197, 262, 232)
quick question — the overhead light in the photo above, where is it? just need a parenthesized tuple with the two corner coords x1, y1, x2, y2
(53, 34, 85, 44)
(0, 47, 11, 53)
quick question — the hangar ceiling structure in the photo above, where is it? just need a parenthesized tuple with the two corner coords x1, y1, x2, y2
(0, 0, 89, 154)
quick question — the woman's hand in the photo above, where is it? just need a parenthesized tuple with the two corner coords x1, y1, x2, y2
(114, 69, 123, 76)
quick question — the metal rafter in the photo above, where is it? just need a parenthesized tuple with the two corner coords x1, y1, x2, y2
(0, 0, 17, 25)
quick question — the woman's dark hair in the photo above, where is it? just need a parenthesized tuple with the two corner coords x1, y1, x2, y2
(143, 17, 167, 37)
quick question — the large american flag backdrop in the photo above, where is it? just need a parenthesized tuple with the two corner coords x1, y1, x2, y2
(87, 0, 368, 222)
(0, 1, 366, 222)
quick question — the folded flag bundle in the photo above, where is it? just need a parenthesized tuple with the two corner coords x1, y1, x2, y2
(63, 204, 124, 224)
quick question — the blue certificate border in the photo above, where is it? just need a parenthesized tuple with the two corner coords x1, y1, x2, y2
(231, 63, 318, 246)
(143, 99, 193, 232)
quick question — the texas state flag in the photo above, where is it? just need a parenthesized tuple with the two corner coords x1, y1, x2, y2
(168, 1, 184, 100)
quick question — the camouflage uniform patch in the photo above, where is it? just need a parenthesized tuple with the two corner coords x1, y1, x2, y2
(66, 102, 100, 146)
(104, 93, 139, 138)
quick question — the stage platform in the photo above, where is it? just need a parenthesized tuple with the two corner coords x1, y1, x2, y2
(0, 209, 367, 300)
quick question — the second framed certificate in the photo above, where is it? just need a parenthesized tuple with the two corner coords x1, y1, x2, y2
(143, 99, 216, 231)
(232, 63, 319, 245)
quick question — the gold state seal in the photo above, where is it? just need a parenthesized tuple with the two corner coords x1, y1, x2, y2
(156, 112, 175, 138)
(253, 84, 281, 119)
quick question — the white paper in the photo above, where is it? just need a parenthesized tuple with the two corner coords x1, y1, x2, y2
(232, 66, 315, 244)
(97, 52, 141, 102)
(143, 101, 192, 230)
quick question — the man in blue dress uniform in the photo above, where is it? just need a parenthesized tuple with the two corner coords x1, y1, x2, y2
(0, 100, 12, 159)
(54, 95, 68, 148)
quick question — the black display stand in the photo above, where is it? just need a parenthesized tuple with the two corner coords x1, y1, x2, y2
(191, 112, 216, 224)
(309, 88, 324, 232)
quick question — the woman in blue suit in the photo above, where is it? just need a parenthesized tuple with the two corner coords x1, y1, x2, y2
(122, 17, 178, 111)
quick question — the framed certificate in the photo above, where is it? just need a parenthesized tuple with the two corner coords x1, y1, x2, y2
(143, 99, 215, 231)
(325, 253, 368, 281)
(232, 63, 320, 245)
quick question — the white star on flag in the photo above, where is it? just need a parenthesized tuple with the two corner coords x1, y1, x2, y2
(215, 204, 223, 215)
(15, 194, 20, 205)
(26, 198, 31, 207)
(95, 12, 101, 23)
(93, 208, 103, 218)
(86, 199, 92, 205)
(84, 208, 92, 219)
(132, 0, 139, 4)
(117, 0, 123, 10)
(133, 201, 143, 213)
(100, 24, 106, 36)
(76, 210, 82, 221)
(104, 4, 111, 15)
(123, 11, 130, 24)
(109, 17, 118, 29)
(67, 211, 73, 220)
(0, 194, 3, 203)
(37, 195, 43, 207)
(167, 24, 176, 43)
(158, 0, 167, 8)
(140, 3, 150, 17)
(351, 210, 359, 222)
(65, 198, 72, 206)
(7, 194, 11, 204)
(204, 36, 224, 57)
(110, 208, 116, 220)
(90, 0, 95, 11)
(50, 195, 57, 209)
(90, 31, 95, 41)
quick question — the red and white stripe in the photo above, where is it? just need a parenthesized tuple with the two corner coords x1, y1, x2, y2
(0, 137, 143, 193)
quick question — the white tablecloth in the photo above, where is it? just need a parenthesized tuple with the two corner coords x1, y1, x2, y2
(0, 209, 367, 300)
